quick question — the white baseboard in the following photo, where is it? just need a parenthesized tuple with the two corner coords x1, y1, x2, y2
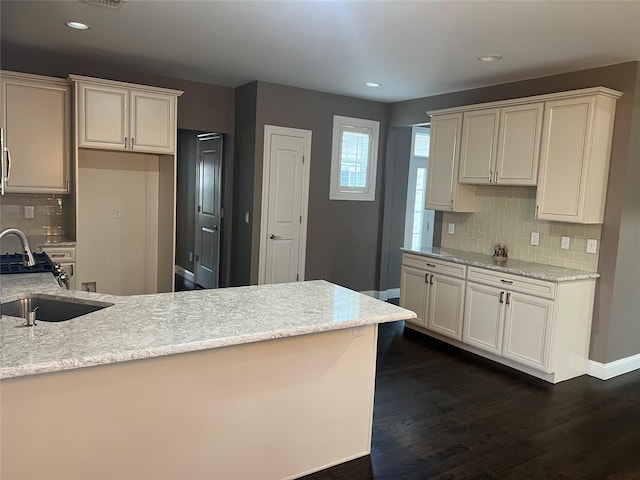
(359, 288, 400, 301)
(174, 266, 195, 282)
(587, 353, 640, 380)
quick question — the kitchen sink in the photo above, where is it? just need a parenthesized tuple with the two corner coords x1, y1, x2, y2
(1, 296, 113, 322)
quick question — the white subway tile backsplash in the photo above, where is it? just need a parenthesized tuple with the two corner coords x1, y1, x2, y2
(441, 186, 600, 272)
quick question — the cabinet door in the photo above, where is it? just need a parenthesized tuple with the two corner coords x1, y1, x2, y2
(130, 90, 176, 154)
(462, 282, 504, 355)
(502, 291, 554, 373)
(426, 274, 466, 340)
(495, 103, 543, 185)
(426, 114, 475, 211)
(458, 109, 499, 184)
(77, 83, 129, 150)
(535, 96, 594, 222)
(400, 266, 429, 328)
(2, 75, 70, 193)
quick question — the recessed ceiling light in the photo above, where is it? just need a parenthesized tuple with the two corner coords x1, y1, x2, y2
(65, 21, 91, 30)
(478, 55, 503, 62)
(365, 82, 382, 88)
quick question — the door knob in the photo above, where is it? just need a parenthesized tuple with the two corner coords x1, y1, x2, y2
(269, 234, 281, 240)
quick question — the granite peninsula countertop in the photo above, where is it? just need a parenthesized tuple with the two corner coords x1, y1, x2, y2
(402, 247, 600, 282)
(0, 276, 415, 379)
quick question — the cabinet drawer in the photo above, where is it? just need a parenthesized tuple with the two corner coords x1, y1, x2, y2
(467, 267, 555, 299)
(402, 253, 466, 279)
(38, 246, 76, 262)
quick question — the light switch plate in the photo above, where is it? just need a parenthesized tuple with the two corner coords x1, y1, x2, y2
(448, 223, 455, 235)
(561, 236, 570, 250)
(530, 232, 540, 246)
(586, 239, 598, 254)
(24, 205, 34, 219)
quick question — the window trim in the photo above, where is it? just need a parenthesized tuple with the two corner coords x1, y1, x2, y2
(329, 115, 380, 201)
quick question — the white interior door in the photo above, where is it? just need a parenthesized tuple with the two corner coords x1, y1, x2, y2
(259, 126, 311, 285)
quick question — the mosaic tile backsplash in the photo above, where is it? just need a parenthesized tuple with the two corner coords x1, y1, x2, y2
(441, 186, 601, 272)
(0, 194, 72, 252)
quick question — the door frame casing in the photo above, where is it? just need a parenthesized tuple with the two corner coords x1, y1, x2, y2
(258, 125, 312, 285)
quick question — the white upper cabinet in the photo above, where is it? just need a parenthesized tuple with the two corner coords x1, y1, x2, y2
(495, 103, 544, 185)
(1, 71, 71, 193)
(425, 113, 476, 212)
(458, 108, 500, 184)
(428, 87, 620, 222)
(536, 90, 620, 223)
(77, 83, 129, 150)
(458, 103, 543, 185)
(71, 75, 181, 155)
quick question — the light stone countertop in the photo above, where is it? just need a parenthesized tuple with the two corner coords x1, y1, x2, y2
(0, 276, 416, 379)
(402, 247, 600, 282)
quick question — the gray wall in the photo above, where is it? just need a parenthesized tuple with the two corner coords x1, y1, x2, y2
(387, 61, 640, 364)
(378, 127, 412, 293)
(605, 63, 640, 363)
(248, 82, 390, 291)
(0, 44, 235, 134)
(231, 83, 258, 286)
(175, 130, 198, 273)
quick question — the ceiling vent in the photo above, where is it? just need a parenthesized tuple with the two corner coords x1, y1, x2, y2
(80, 0, 126, 10)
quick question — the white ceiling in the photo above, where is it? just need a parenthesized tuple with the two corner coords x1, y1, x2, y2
(1, 0, 639, 102)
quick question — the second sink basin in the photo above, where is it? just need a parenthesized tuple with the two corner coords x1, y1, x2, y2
(1, 295, 113, 322)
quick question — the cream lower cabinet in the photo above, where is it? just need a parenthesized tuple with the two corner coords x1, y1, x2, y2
(400, 254, 466, 340)
(38, 245, 76, 290)
(463, 266, 595, 382)
(401, 256, 597, 383)
(463, 280, 554, 372)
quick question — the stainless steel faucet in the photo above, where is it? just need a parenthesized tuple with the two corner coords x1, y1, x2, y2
(0, 228, 36, 267)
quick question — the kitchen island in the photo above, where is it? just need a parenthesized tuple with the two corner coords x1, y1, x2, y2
(1, 277, 415, 479)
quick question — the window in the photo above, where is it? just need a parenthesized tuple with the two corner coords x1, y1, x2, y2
(330, 115, 380, 201)
(404, 126, 434, 250)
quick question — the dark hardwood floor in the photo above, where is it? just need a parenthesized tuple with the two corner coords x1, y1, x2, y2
(174, 274, 203, 292)
(302, 320, 640, 480)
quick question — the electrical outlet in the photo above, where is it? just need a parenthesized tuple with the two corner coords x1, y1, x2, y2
(561, 236, 570, 250)
(352, 326, 365, 337)
(24, 206, 34, 219)
(113, 208, 121, 220)
(586, 239, 598, 254)
(530, 232, 540, 246)
(448, 223, 455, 235)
